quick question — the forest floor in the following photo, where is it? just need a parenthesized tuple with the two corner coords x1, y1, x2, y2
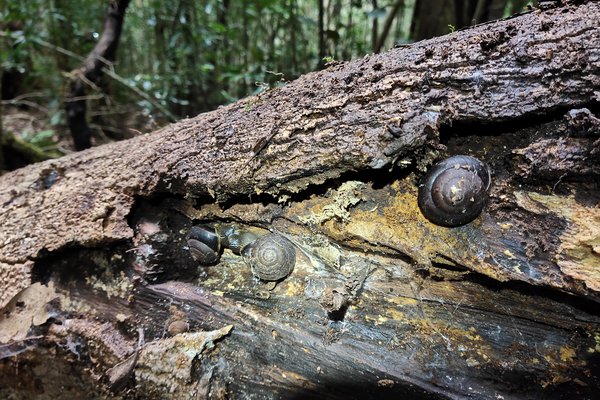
(1, 99, 165, 172)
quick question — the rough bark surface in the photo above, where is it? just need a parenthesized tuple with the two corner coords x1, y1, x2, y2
(1, 3, 600, 400)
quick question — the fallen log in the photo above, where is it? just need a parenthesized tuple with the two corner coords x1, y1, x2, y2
(1, 2, 599, 399)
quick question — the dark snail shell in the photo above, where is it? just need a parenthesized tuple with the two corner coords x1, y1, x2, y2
(418, 155, 491, 227)
(187, 225, 221, 264)
(242, 233, 296, 281)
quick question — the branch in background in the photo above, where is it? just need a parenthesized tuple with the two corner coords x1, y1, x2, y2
(32, 37, 85, 62)
(408, 0, 419, 39)
(1, 92, 51, 114)
(374, 0, 404, 53)
(65, 0, 131, 150)
(32, 38, 175, 123)
(454, 0, 466, 28)
(102, 67, 176, 123)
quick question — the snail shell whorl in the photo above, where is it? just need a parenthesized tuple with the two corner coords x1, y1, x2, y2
(242, 233, 296, 281)
(418, 155, 491, 227)
(187, 225, 221, 264)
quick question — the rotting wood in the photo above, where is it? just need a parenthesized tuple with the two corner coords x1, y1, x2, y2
(0, 2, 600, 399)
(1, 2, 599, 306)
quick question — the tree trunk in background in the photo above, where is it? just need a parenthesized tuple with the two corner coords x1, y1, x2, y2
(454, 0, 465, 27)
(0, 69, 23, 101)
(317, 0, 326, 68)
(218, 0, 230, 92)
(1, 3, 600, 399)
(51, 0, 78, 72)
(473, 0, 488, 24)
(64, 0, 130, 150)
(0, 73, 4, 171)
(410, 0, 454, 40)
(411, 0, 509, 41)
(183, 5, 204, 115)
(510, 0, 529, 14)
(371, 0, 379, 52)
(486, 0, 510, 20)
(0, 21, 25, 101)
(472, 0, 510, 24)
(241, 7, 250, 97)
(374, 0, 404, 53)
(289, 0, 298, 74)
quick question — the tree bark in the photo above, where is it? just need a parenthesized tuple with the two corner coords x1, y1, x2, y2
(64, 0, 130, 150)
(1, 3, 600, 399)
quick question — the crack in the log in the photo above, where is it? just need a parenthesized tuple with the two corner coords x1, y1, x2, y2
(417, 289, 599, 332)
(203, 159, 416, 212)
(525, 24, 600, 47)
(248, 118, 283, 169)
(338, 237, 419, 266)
(428, 261, 600, 322)
(439, 102, 600, 144)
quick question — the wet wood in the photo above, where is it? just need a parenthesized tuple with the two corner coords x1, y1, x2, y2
(1, 3, 600, 399)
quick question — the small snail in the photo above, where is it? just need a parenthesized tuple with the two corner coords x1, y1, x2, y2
(417, 155, 491, 227)
(242, 233, 296, 281)
(187, 224, 296, 281)
(187, 225, 221, 264)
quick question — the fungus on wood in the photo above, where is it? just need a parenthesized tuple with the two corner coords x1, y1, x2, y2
(1, 2, 600, 399)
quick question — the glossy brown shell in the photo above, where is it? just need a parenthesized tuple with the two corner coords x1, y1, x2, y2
(417, 155, 491, 227)
(242, 233, 296, 281)
(187, 225, 221, 264)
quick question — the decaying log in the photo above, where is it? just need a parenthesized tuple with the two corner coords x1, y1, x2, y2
(1, 2, 600, 399)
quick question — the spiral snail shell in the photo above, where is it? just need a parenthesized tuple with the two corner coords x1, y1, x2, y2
(187, 225, 221, 264)
(242, 233, 296, 281)
(417, 155, 491, 227)
(187, 225, 296, 282)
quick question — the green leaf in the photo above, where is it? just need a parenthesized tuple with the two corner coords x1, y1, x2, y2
(50, 112, 63, 126)
(200, 63, 215, 72)
(28, 130, 56, 147)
